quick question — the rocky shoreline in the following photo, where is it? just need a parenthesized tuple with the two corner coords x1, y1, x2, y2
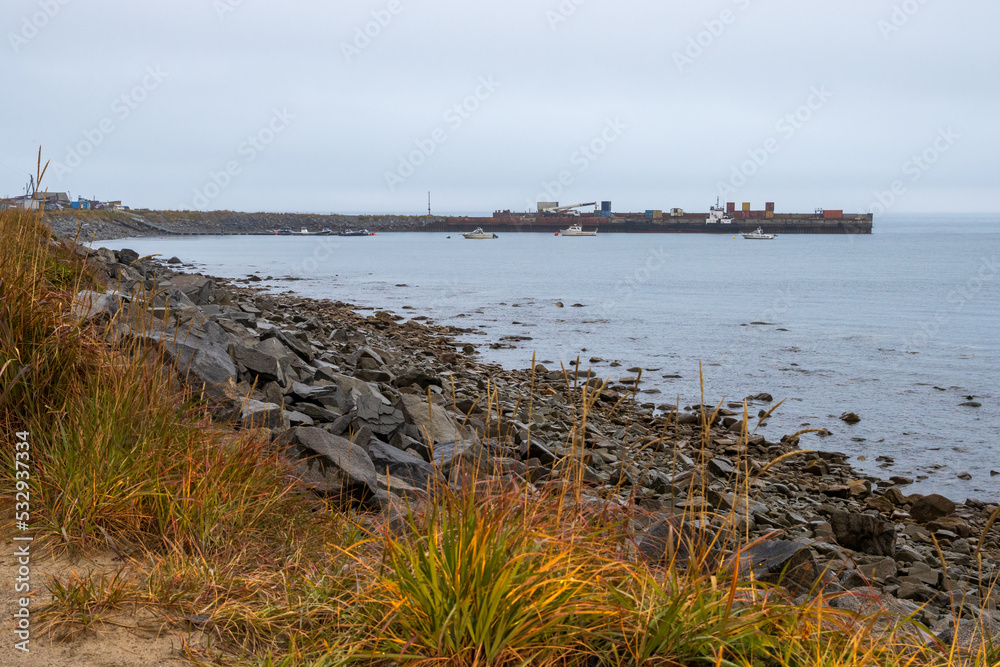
(46, 209, 440, 242)
(71, 242, 1000, 647)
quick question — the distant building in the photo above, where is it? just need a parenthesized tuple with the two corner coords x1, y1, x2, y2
(10, 192, 71, 210)
(4, 192, 128, 212)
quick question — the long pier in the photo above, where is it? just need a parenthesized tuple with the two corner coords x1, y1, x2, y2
(427, 212, 873, 235)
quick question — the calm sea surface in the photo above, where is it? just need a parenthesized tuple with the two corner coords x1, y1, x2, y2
(105, 213, 1000, 501)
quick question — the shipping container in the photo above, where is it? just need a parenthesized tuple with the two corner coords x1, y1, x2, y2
(765, 210, 774, 219)
(742, 202, 751, 212)
(652, 209, 663, 219)
(644, 210, 655, 218)
(601, 201, 612, 212)
(670, 208, 684, 217)
(823, 209, 843, 219)
(765, 202, 775, 211)
(726, 202, 736, 213)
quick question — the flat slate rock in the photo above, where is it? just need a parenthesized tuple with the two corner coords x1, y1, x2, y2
(739, 540, 823, 593)
(131, 317, 237, 397)
(368, 441, 439, 489)
(277, 427, 377, 503)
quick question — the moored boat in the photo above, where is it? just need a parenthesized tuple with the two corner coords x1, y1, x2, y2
(559, 224, 597, 237)
(741, 226, 775, 240)
(462, 227, 498, 239)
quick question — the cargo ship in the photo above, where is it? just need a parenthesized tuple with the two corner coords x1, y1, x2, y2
(430, 201, 872, 235)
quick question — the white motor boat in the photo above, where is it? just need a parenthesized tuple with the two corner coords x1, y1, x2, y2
(462, 227, 497, 239)
(741, 226, 775, 240)
(559, 224, 597, 236)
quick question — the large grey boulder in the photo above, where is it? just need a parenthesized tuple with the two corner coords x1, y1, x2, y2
(144, 286, 198, 321)
(254, 336, 298, 362)
(261, 328, 313, 362)
(288, 381, 343, 406)
(739, 540, 824, 594)
(399, 394, 471, 444)
(368, 441, 440, 489)
(330, 373, 404, 437)
(431, 440, 484, 471)
(277, 427, 377, 503)
(393, 366, 443, 389)
(231, 344, 287, 387)
(216, 318, 257, 346)
(71, 289, 128, 323)
(637, 513, 712, 567)
(829, 511, 896, 557)
(94, 247, 117, 264)
(169, 274, 214, 306)
(130, 317, 237, 398)
(934, 617, 1000, 652)
(117, 248, 140, 265)
(239, 400, 287, 430)
(910, 494, 956, 523)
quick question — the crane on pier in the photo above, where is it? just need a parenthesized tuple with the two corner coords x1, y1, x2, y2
(540, 202, 598, 216)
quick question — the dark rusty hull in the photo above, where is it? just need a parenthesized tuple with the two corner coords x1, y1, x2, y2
(430, 213, 873, 235)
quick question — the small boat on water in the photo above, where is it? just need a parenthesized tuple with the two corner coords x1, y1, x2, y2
(559, 224, 597, 237)
(462, 227, 498, 239)
(741, 226, 775, 240)
(283, 227, 334, 236)
(338, 229, 373, 236)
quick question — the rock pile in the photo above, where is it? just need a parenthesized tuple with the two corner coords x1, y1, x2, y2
(73, 243, 1000, 647)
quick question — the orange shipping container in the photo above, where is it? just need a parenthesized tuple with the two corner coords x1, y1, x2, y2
(742, 202, 751, 211)
(823, 210, 843, 219)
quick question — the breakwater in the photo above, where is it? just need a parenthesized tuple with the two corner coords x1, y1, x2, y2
(46, 208, 872, 241)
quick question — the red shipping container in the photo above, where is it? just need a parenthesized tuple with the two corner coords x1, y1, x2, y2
(765, 202, 775, 211)
(726, 202, 736, 213)
(823, 209, 843, 219)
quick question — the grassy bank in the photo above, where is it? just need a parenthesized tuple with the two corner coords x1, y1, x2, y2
(2, 203, 997, 666)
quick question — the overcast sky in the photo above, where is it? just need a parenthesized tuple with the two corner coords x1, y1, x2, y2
(3, 0, 998, 215)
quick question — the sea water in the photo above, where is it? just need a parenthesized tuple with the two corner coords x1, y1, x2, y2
(104, 213, 1000, 501)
